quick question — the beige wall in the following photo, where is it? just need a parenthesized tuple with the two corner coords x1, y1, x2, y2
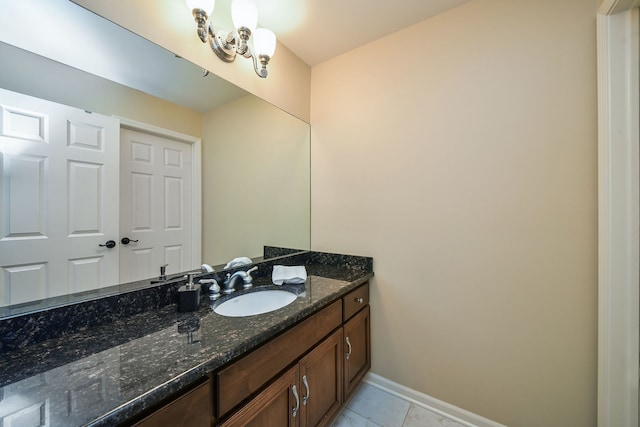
(310, 0, 598, 426)
(72, 0, 312, 123)
(202, 95, 311, 266)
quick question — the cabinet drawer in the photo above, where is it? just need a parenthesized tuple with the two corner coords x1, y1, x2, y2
(343, 283, 369, 321)
(216, 300, 342, 417)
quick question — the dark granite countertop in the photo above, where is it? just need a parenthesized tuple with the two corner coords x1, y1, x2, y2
(0, 258, 372, 427)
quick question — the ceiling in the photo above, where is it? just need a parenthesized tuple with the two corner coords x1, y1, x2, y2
(252, 0, 477, 66)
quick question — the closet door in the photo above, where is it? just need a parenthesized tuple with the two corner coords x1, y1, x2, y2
(119, 128, 193, 283)
(0, 88, 119, 306)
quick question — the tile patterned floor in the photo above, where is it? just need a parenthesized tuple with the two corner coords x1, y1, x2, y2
(331, 383, 468, 427)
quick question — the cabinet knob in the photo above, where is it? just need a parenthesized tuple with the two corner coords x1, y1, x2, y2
(355, 297, 364, 304)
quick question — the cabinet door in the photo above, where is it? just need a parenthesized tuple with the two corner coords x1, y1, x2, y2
(299, 329, 343, 427)
(344, 305, 371, 399)
(133, 379, 211, 427)
(220, 366, 299, 427)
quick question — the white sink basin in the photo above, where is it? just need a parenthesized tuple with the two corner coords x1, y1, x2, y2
(214, 289, 297, 317)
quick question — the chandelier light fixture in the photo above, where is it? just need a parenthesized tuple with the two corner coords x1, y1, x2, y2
(186, 0, 277, 78)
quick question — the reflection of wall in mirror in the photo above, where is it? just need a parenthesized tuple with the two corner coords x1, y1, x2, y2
(203, 95, 311, 266)
(72, 0, 312, 123)
(0, 43, 202, 138)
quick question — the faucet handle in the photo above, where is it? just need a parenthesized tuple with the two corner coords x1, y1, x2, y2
(201, 278, 221, 300)
(245, 266, 258, 280)
(242, 266, 258, 288)
(223, 273, 236, 294)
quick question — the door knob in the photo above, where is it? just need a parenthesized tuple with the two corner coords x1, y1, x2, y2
(99, 240, 116, 249)
(120, 237, 139, 245)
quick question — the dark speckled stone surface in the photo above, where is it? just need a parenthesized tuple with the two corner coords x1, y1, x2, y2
(0, 252, 372, 427)
(0, 250, 313, 351)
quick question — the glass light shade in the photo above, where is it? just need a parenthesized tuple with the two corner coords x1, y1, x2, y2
(231, 0, 258, 32)
(253, 28, 276, 57)
(186, 0, 215, 14)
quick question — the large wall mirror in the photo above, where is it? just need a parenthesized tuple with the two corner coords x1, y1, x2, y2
(0, 0, 310, 311)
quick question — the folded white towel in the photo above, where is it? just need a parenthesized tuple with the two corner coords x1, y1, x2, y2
(201, 263, 215, 273)
(224, 257, 253, 269)
(272, 265, 307, 285)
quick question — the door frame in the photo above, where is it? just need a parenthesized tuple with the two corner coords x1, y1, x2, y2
(116, 116, 202, 270)
(597, 1, 640, 426)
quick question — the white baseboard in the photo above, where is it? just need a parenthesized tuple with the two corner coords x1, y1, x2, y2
(363, 372, 508, 427)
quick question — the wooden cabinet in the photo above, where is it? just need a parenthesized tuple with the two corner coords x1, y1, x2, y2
(132, 378, 212, 427)
(217, 281, 371, 427)
(343, 288, 371, 400)
(220, 329, 343, 427)
(215, 301, 342, 417)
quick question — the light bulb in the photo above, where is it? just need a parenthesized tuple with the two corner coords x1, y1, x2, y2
(231, 0, 258, 32)
(253, 28, 276, 58)
(186, 0, 215, 15)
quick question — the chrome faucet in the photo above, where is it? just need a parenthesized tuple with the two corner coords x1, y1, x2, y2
(223, 266, 258, 294)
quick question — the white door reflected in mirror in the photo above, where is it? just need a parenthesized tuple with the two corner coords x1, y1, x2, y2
(0, 88, 120, 306)
(119, 128, 195, 283)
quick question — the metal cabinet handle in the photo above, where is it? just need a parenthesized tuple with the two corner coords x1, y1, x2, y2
(355, 297, 364, 304)
(302, 374, 310, 406)
(120, 237, 139, 245)
(292, 385, 299, 418)
(346, 336, 352, 360)
(98, 240, 116, 249)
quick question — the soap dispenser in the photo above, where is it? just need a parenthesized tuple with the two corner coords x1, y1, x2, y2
(177, 273, 201, 312)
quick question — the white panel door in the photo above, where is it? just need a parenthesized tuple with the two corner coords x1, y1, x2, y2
(0, 88, 119, 306)
(119, 129, 192, 282)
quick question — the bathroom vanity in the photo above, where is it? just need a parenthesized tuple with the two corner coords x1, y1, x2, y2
(0, 251, 372, 427)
